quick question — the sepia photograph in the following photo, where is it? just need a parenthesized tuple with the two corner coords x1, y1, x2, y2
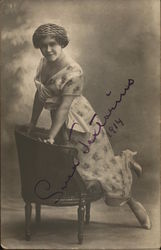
(1, 0, 160, 249)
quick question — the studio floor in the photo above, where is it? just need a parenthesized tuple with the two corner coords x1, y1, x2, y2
(1, 196, 160, 250)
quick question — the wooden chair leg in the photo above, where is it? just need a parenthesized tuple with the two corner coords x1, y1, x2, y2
(77, 198, 85, 244)
(25, 202, 32, 241)
(35, 203, 41, 224)
(85, 202, 91, 224)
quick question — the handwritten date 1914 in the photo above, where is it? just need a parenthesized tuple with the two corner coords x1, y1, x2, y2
(105, 118, 124, 138)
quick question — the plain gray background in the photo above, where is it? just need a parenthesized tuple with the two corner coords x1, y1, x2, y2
(1, 0, 160, 248)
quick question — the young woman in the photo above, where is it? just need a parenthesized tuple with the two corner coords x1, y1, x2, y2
(28, 23, 151, 229)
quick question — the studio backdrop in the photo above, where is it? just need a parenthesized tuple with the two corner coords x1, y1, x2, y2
(1, 0, 160, 249)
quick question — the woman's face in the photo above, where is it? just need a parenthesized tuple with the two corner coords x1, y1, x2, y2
(40, 36, 62, 62)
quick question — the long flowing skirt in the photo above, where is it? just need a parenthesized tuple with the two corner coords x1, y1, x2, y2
(52, 96, 136, 205)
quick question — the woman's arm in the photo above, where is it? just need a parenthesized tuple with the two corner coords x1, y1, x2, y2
(28, 91, 44, 132)
(48, 95, 75, 140)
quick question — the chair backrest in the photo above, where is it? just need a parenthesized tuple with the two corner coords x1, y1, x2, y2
(15, 125, 87, 204)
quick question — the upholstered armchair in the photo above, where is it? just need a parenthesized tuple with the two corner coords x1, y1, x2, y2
(15, 125, 103, 244)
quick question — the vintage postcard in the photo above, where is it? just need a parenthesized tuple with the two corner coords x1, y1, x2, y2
(1, 0, 160, 249)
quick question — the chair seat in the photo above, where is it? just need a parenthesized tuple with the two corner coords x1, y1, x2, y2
(24, 180, 103, 206)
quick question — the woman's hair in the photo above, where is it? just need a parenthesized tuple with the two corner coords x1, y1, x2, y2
(32, 23, 69, 48)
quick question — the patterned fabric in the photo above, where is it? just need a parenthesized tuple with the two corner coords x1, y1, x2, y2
(34, 56, 139, 205)
(35, 57, 89, 133)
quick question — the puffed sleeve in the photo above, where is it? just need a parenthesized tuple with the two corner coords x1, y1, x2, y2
(61, 64, 84, 96)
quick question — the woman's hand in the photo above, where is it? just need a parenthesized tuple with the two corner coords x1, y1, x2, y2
(44, 138, 55, 144)
(38, 137, 55, 145)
